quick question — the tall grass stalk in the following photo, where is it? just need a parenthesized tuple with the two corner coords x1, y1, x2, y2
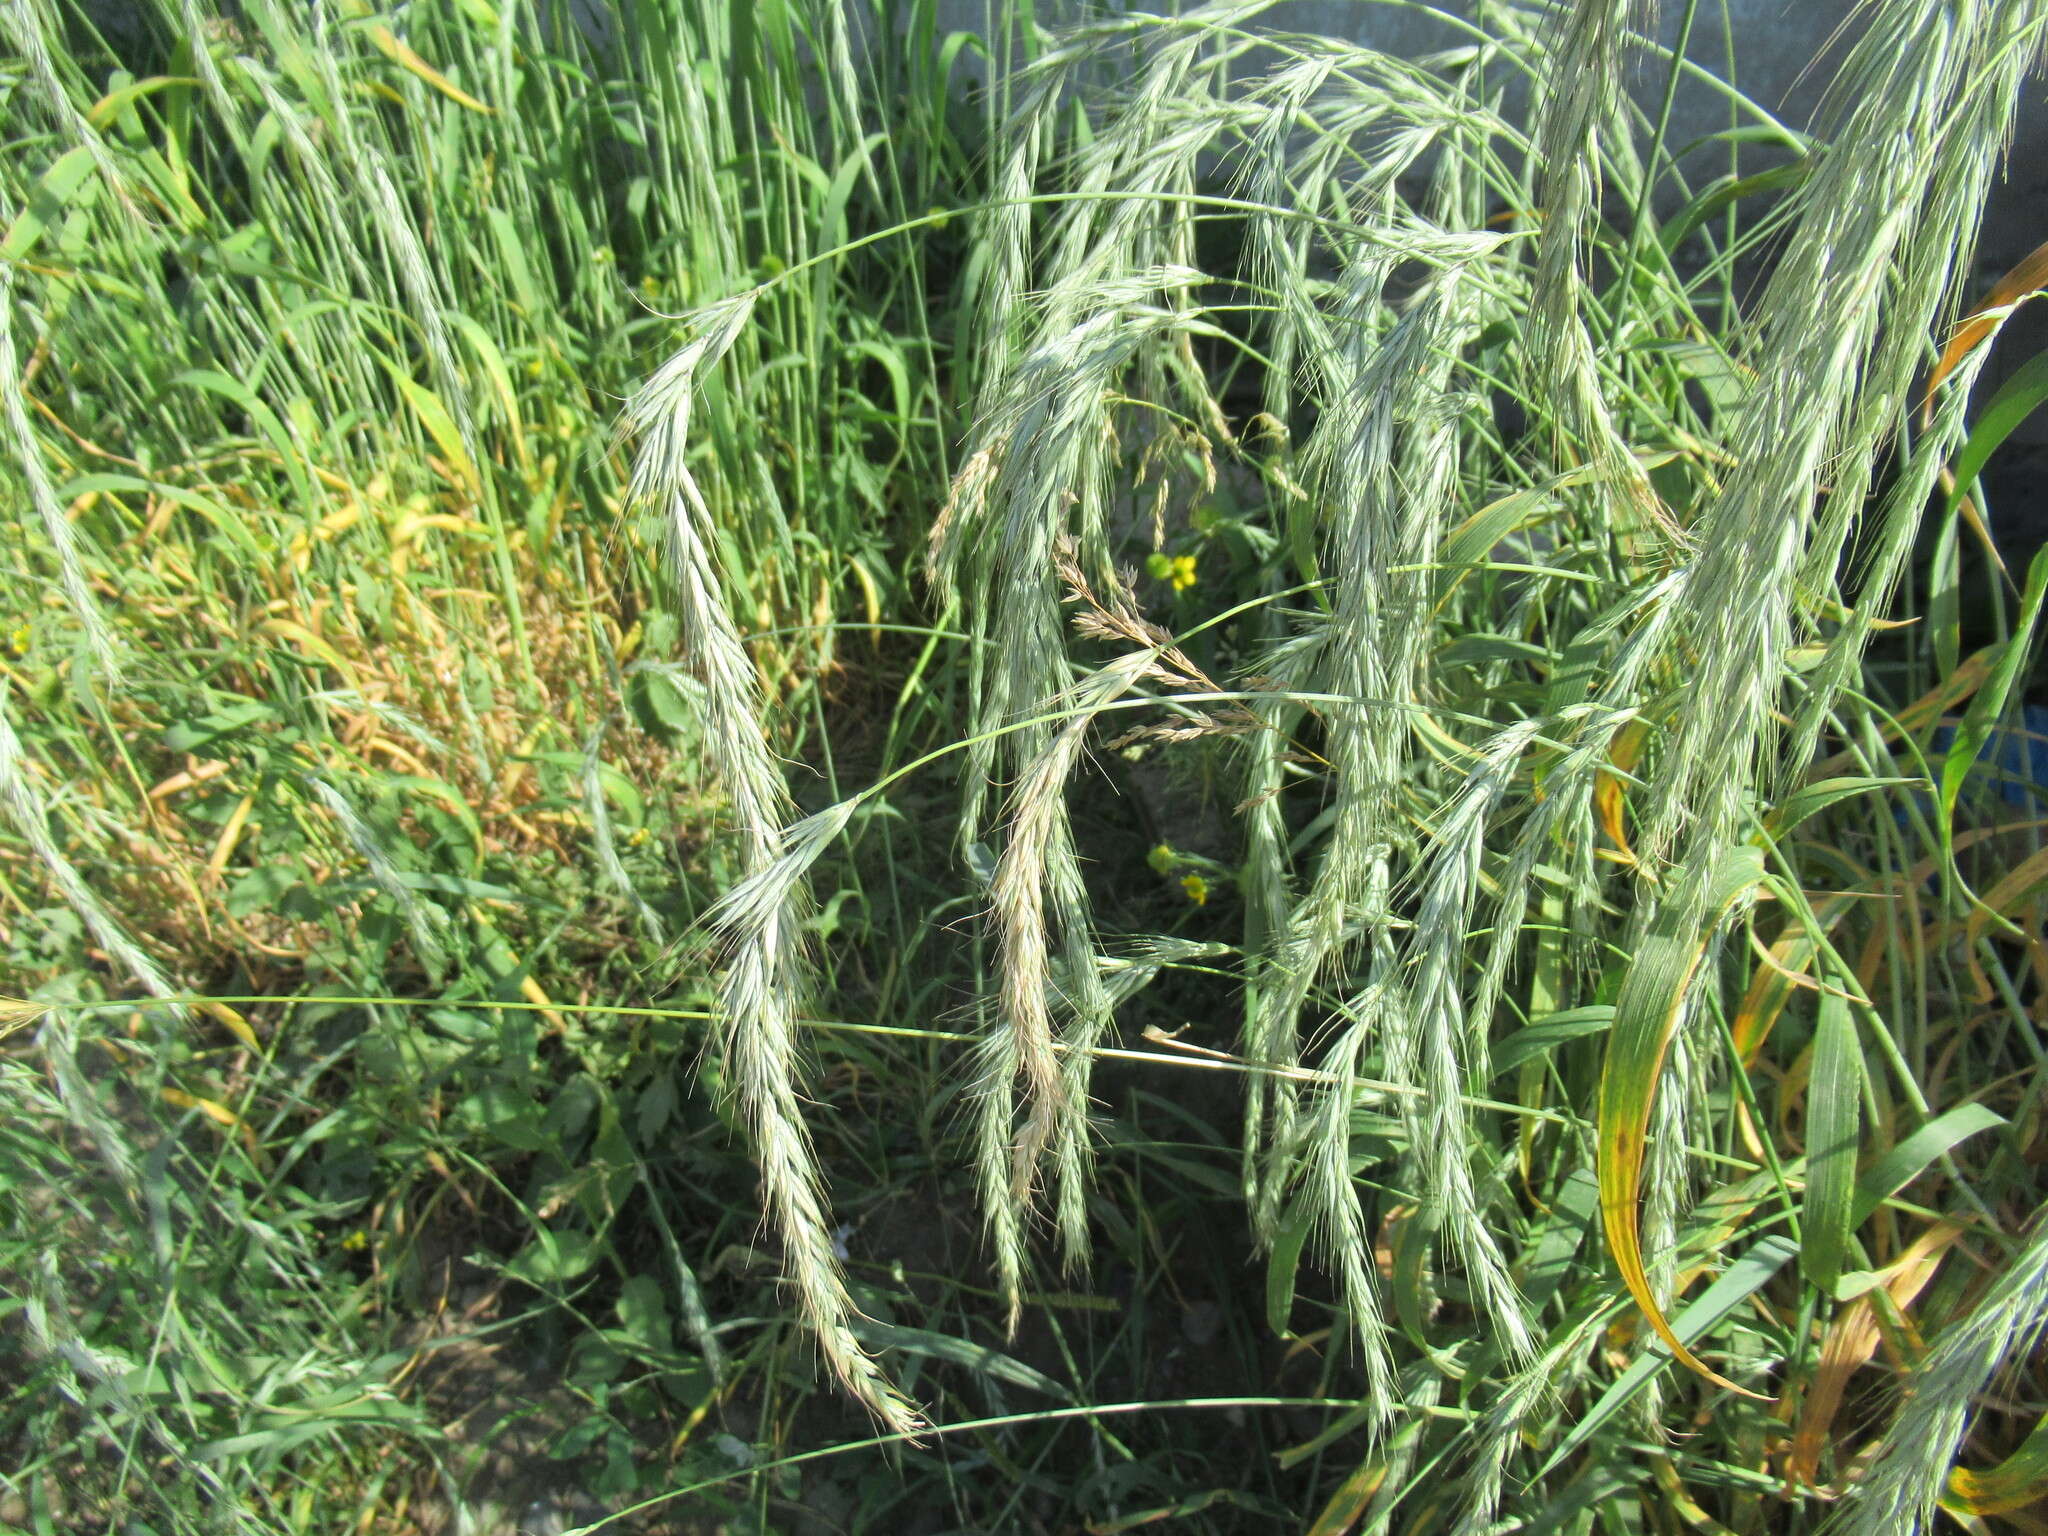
(624, 298, 923, 1432)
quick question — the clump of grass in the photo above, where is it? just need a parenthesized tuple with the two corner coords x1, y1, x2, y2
(7, 0, 2048, 1529)
(1, 0, 961, 1518)
(638, 0, 2048, 1524)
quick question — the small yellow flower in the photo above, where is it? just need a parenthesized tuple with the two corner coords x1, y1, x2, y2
(4, 624, 28, 658)
(1147, 843, 1177, 876)
(625, 826, 652, 848)
(340, 1228, 369, 1252)
(1145, 552, 1200, 593)
(1180, 873, 1209, 906)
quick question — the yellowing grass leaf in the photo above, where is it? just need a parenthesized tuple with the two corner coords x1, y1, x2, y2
(1, 996, 47, 1040)
(519, 974, 566, 1036)
(1597, 844, 1768, 1397)
(1789, 1219, 1960, 1487)
(1925, 238, 2048, 410)
(257, 618, 362, 689)
(1948, 1412, 2048, 1516)
(1731, 894, 1854, 1064)
(1306, 1455, 1390, 1536)
(161, 1085, 263, 1164)
(162, 1085, 239, 1128)
(1593, 718, 1650, 864)
(198, 1000, 261, 1053)
(389, 371, 480, 499)
(1965, 841, 2048, 1000)
(85, 76, 198, 130)
(1085, 1490, 1290, 1532)
(367, 24, 495, 114)
(389, 510, 488, 577)
(208, 794, 256, 875)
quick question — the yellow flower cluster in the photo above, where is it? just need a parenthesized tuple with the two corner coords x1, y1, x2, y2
(1145, 551, 1198, 592)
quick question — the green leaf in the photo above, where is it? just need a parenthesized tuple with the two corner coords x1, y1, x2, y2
(448, 309, 526, 468)
(197, 1390, 431, 1460)
(1941, 544, 2048, 833)
(1435, 489, 1556, 600)
(843, 337, 913, 429)
(164, 700, 277, 755)
(1942, 350, 2048, 526)
(226, 864, 300, 918)
(1852, 1102, 2005, 1225)
(1767, 777, 1917, 840)
(486, 206, 545, 314)
(819, 132, 886, 249)
(626, 669, 699, 743)
(58, 473, 264, 560)
(1491, 1007, 1614, 1079)
(85, 74, 197, 130)
(1658, 162, 1811, 257)
(1, 146, 100, 260)
(388, 871, 522, 902)
(457, 1083, 550, 1153)
(173, 368, 315, 512)
(1518, 1168, 1599, 1312)
(506, 1227, 600, 1286)
(616, 1274, 671, 1351)
(379, 774, 485, 857)
(1267, 1195, 1316, 1338)
(1635, 339, 1750, 414)
(850, 1321, 1070, 1400)
(387, 367, 480, 497)
(1275, 1398, 1380, 1471)
(1800, 983, 1862, 1295)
